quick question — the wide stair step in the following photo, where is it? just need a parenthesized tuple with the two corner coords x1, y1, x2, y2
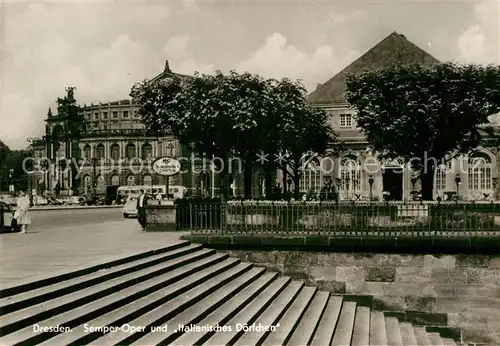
(0, 241, 465, 346)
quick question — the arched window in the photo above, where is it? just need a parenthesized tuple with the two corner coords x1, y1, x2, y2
(142, 143, 153, 159)
(83, 175, 91, 194)
(83, 175, 91, 186)
(299, 163, 322, 192)
(199, 171, 210, 195)
(96, 144, 105, 160)
(468, 153, 492, 190)
(435, 164, 447, 191)
(143, 175, 152, 186)
(340, 157, 361, 192)
(126, 175, 136, 186)
(110, 143, 120, 161)
(83, 145, 91, 160)
(111, 175, 120, 186)
(126, 143, 136, 159)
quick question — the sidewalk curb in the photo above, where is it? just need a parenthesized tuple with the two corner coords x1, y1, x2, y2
(29, 205, 123, 211)
(0, 240, 189, 296)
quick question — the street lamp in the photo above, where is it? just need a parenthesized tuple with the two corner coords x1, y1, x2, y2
(336, 177, 342, 203)
(455, 174, 461, 199)
(368, 175, 374, 201)
(8, 169, 14, 195)
(91, 158, 98, 199)
(165, 141, 175, 198)
(324, 176, 333, 200)
(411, 176, 418, 201)
(493, 177, 498, 201)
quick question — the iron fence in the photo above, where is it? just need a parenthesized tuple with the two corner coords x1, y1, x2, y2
(175, 201, 500, 236)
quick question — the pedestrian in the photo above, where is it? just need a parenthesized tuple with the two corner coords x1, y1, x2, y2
(136, 189, 148, 231)
(15, 191, 32, 234)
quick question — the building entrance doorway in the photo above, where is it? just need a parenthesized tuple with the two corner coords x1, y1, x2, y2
(382, 168, 403, 201)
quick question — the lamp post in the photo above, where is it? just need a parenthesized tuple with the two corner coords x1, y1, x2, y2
(165, 141, 175, 198)
(336, 177, 342, 203)
(8, 168, 14, 195)
(493, 177, 498, 201)
(76, 158, 84, 195)
(324, 176, 332, 200)
(411, 176, 418, 201)
(455, 174, 461, 200)
(91, 157, 98, 200)
(368, 175, 374, 201)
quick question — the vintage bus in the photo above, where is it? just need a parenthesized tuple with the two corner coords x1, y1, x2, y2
(117, 185, 186, 200)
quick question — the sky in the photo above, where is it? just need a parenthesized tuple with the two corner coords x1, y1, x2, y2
(1, 0, 499, 150)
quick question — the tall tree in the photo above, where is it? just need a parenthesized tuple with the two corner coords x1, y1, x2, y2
(132, 71, 339, 199)
(273, 79, 337, 199)
(346, 62, 500, 200)
(0, 141, 32, 193)
(131, 72, 236, 198)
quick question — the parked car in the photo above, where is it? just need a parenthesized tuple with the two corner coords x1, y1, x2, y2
(122, 195, 138, 218)
(67, 196, 81, 205)
(47, 197, 64, 205)
(35, 196, 48, 206)
(0, 194, 17, 207)
(1, 201, 20, 233)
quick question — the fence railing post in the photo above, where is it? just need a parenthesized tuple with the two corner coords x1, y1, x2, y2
(189, 203, 193, 231)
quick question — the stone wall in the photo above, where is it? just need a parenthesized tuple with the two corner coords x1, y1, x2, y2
(214, 249, 500, 344)
(145, 204, 176, 232)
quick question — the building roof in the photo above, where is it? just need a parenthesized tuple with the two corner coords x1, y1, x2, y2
(307, 31, 440, 105)
(149, 59, 192, 83)
(78, 60, 189, 111)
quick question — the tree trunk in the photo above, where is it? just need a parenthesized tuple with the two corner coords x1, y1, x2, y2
(263, 164, 275, 199)
(218, 154, 229, 201)
(243, 159, 253, 199)
(282, 165, 288, 194)
(293, 174, 301, 200)
(420, 167, 435, 201)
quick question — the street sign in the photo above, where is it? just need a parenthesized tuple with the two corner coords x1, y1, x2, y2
(152, 157, 181, 176)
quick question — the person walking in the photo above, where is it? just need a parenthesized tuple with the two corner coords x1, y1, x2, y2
(136, 189, 148, 231)
(15, 191, 32, 234)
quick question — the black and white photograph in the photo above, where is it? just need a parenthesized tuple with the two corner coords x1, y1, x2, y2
(0, 0, 499, 345)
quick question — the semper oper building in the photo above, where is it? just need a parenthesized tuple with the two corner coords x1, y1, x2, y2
(33, 61, 218, 198)
(291, 31, 500, 202)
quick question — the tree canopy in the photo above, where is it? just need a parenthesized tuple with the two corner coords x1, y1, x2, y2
(346, 62, 500, 200)
(272, 78, 338, 198)
(0, 140, 32, 193)
(131, 70, 337, 199)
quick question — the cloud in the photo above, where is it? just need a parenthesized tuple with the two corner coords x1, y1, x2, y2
(1, 3, 210, 149)
(327, 10, 367, 25)
(457, 0, 499, 64)
(237, 33, 360, 91)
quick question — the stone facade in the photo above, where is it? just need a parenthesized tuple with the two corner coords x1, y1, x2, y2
(289, 32, 500, 202)
(279, 104, 500, 201)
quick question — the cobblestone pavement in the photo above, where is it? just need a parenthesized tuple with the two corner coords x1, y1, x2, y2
(0, 219, 187, 285)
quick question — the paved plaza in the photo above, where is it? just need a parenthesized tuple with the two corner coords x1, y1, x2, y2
(0, 217, 187, 285)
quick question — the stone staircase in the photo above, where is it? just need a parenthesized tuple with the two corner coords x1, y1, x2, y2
(0, 241, 465, 345)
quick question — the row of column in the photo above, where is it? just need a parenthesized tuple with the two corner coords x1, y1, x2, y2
(82, 139, 177, 160)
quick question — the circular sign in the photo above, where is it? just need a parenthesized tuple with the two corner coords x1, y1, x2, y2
(152, 157, 181, 176)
